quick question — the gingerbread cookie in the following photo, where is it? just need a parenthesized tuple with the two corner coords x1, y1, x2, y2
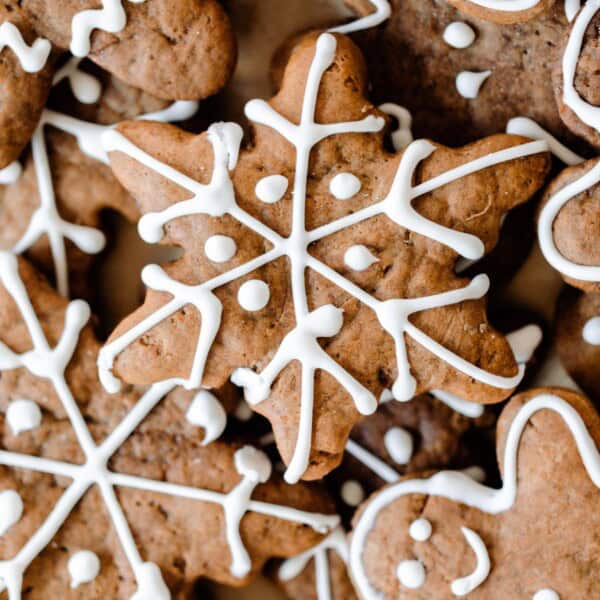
(349, 387, 600, 598)
(97, 32, 550, 485)
(16, 0, 236, 101)
(553, 1, 600, 148)
(0, 3, 53, 170)
(0, 254, 341, 597)
(344, 0, 585, 151)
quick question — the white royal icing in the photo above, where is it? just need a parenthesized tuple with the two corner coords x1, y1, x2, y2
(204, 234, 237, 263)
(98, 33, 546, 484)
(341, 480, 365, 507)
(0, 162, 22, 185)
(383, 427, 413, 465)
(329, 172, 362, 200)
(562, 0, 600, 135)
(409, 518, 432, 542)
(52, 57, 102, 105)
(456, 70, 491, 99)
(344, 245, 378, 271)
(237, 279, 270, 311)
(256, 174, 289, 204)
(70, 0, 146, 58)
(0, 22, 50, 73)
(329, 0, 391, 35)
(0, 252, 339, 596)
(279, 527, 348, 600)
(533, 590, 560, 600)
(6, 399, 42, 436)
(0, 489, 23, 536)
(379, 103, 414, 151)
(396, 559, 426, 589)
(583, 317, 600, 345)
(564, 0, 581, 22)
(68, 550, 101, 588)
(450, 527, 491, 596)
(443, 22, 476, 49)
(350, 393, 600, 599)
(185, 390, 227, 445)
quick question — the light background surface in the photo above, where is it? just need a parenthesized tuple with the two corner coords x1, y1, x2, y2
(98, 1, 578, 597)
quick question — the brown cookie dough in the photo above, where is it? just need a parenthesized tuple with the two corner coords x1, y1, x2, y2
(553, 3, 600, 148)
(556, 288, 600, 405)
(0, 4, 54, 168)
(349, 387, 600, 598)
(18, 0, 236, 101)
(100, 32, 550, 484)
(0, 256, 339, 596)
(347, 0, 583, 151)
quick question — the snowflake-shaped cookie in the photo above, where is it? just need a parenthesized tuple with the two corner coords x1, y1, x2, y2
(0, 255, 339, 598)
(98, 32, 550, 483)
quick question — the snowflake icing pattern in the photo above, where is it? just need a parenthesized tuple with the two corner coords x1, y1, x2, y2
(0, 252, 339, 598)
(98, 33, 548, 484)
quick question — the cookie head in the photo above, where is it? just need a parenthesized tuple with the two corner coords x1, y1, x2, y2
(349, 388, 600, 598)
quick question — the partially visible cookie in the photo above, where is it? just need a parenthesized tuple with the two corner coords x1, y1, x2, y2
(349, 387, 600, 599)
(0, 254, 340, 596)
(18, 0, 236, 101)
(0, 4, 53, 169)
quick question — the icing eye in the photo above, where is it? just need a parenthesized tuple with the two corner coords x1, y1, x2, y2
(409, 518, 432, 542)
(68, 550, 101, 589)
(533, 590, 560, 600)
(340, 479, 365, 507)
(0, 489, 23, 536)
(456, 70, 491, 99)
(330, 173, 362, 200)
(255, 174, 288, 204)
(344, 245, 379, 271)
(204, 234, 237, 263)
(384, 427, 413, 465)
(238, 280, 270, 311)
(6, 398, 42, 435)
(396, 559, 426, 589)
(443, 22, 476, 49)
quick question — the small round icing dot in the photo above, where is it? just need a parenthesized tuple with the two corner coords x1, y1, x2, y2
(340, 480, 365, 507)
(384, 427, 414, 465)
(396, 560, 426, 589)
(456, 70, 492, 99)
(443, 22, 476, 49)
(204, 234, 237, 263)
(0, 489, 23, 535)
(583, 317, 600, 345)
(329, 173, 362, 200)
(344, 245, 379, 271)
(409, 518, 432, 542)
(237, 280, 270, 311)
(6, 399, 42, 435)
(533, 590, 560, 600)
(255, 174, 288, 204)
(68, 550, 101, 588)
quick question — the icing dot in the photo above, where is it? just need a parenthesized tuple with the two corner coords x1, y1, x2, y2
(0, 161, 22, 185)
(340, 480, 365, 507)
(396, 560, 426, 589)
(344, 245, 379, 271)
(256, 174, 288, 204)
(409, 518, 432, 542)
(204, 234, 237, 263)
(0, 489, 23, 535)
(456, 70, 491, 99)
(533, 590, 560, 600)
(68, 550, 100, 588)
(6, 399, 42, 435)
(185, 390, 227, 445)
(443, 22, 476, 49)
(583, 317, 600, 345)
(237, 280, 270, 311)
(384, 427, 413, 465)
(330, 173, 362, 200)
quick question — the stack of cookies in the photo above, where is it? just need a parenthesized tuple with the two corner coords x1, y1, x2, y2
(0, 1, 598, 598)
